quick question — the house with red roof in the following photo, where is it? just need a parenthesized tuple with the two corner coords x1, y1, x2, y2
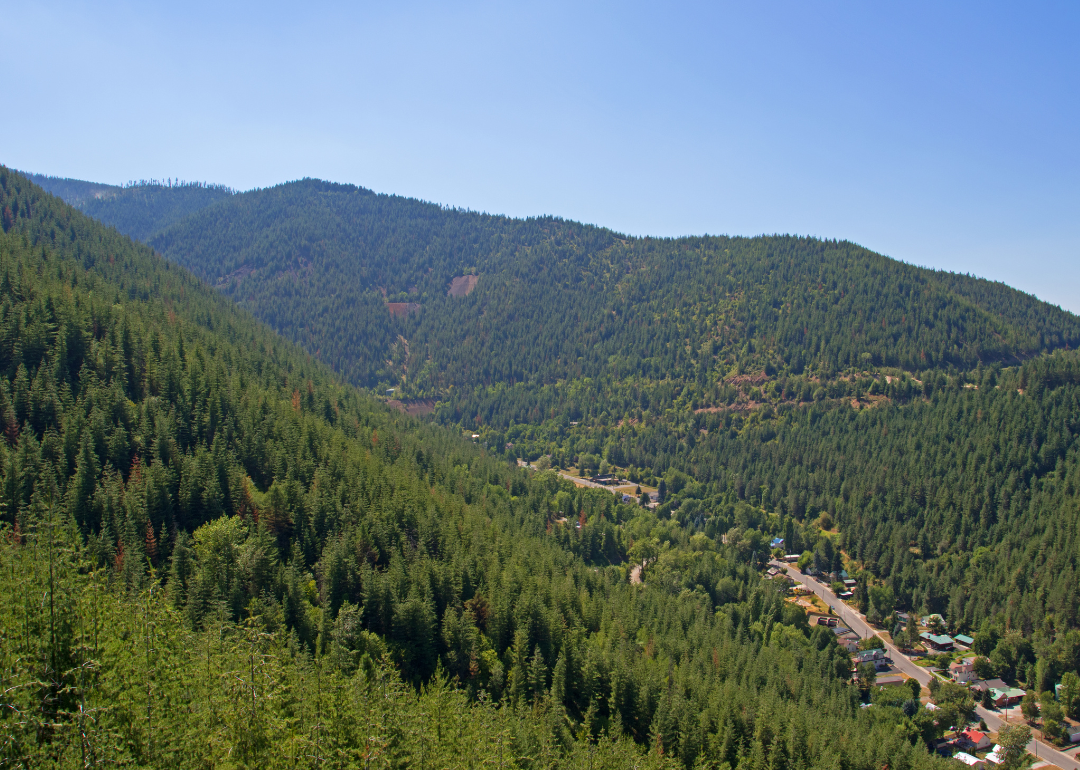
(959, 728, 990, 751)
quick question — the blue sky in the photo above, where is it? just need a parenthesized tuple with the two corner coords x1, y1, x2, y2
(4, 1, 1078, 311)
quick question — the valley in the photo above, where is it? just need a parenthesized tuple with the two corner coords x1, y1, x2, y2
(2, 166, 1078, 768)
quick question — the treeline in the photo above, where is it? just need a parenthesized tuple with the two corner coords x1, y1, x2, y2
(0, 168, 958, 767)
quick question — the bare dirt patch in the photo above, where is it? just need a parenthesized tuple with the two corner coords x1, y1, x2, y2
(725, 373, 768, 386)
(850, 395, 890, 410)
(448, 275, 479, 297)
(386, 302, 421, 317)
(216, 264, 256, 286)
(387, 399, 436, 416)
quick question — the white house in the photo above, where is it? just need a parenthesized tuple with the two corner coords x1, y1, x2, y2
(853, 648, 885, 664)
(949, 658, 977, 684)
(958, 728, 990, 750)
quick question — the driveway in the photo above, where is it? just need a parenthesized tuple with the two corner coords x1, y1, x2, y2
(773, 561, 1080, 770)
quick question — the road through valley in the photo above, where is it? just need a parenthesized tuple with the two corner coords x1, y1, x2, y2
(774, 561, 1080, 770)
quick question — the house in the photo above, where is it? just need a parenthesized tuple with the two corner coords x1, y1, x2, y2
(622, 494, 633, 503)
(970, 678, 1007, 694)
(837, 634, 860, 653)
(1065, 724, 1080, 743)
(854, 648, 885, 664)
(954, 634, 975, 648)
(953, 752, 985, 768)
(985, 745, 1004, 766)
(839, 591, 854, 599)
(920, 614, 946, 627)
(958, 728, 991, 750)
(990, 687, 1024, 708)
(783, 554, 800, 563)
(919, 632, 955, 651)
(770, 537, 784, 548)
(949, 658, 976, 684)
(843, 579, 856, 588)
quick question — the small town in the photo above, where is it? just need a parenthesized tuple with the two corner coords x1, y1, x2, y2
(767, 547, 1080, 768)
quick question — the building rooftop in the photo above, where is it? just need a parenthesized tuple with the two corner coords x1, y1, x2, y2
(919, 632, 954, 645)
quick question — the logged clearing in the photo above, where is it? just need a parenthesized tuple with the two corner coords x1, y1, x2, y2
(386, 302, 421, 317)
(388, 398, 436, 416)
(448, 274, 479, 297)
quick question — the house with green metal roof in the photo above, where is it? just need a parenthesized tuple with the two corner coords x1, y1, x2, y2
(919, 631, 954, 651)
(990, 687, 1024, 707)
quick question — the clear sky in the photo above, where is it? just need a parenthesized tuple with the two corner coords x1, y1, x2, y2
(4, 1, 1078, 312)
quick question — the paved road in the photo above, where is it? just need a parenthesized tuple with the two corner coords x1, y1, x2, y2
(774, 561, 1080, 770)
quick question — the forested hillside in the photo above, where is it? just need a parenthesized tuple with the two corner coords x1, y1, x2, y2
(22, 172, 122, 207)
(140, 179, 1079, 401)
(527, 358, 1080, 681)
(33, 171, 1080, 681)
(1, 169, 964, 767)
(26, 173, 232, 242)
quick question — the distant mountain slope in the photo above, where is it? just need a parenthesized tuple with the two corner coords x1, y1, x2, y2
(80, 180, 234, 240)
(142, 178, 1080, 399)
(23, 171, 233, 241)
(21, 170, 122, 206)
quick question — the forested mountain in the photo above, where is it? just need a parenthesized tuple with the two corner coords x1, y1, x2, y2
(26, 173, 232, 242)
(544, 357, 1080, 681)
(22, 171, 121, 207)
(1, 168, 965, 767)
(32, 171, 1080, 685)
(139, 179, 1079, 400)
